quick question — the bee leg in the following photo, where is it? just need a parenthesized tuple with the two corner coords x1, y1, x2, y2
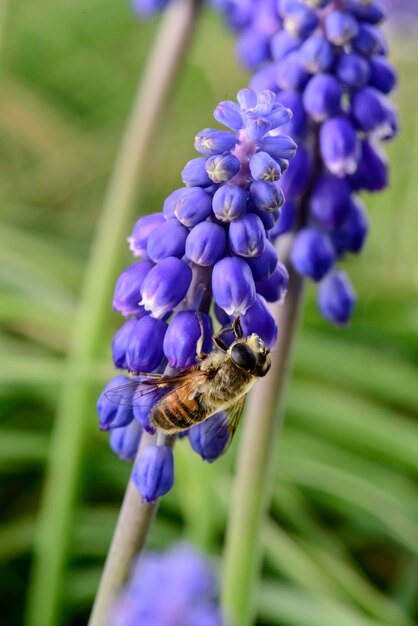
(213, 333, 228, 352)
(195, 311, 209, 360)
(232, 316, 243, 338)
(128, 371, 163, 378)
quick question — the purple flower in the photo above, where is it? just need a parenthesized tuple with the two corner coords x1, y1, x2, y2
(133, 444, 174, 502)
(108, 543, 224, 626)
(256, 263, 289, 303)
(140, 257, 192, 318)
(246, 239, 278, 282)
(319, 116, 359, 178)
(185, 222, 227, 266)
(240, 295, 278, 348)
(212, 257, 256, 316)
(188, 412, 229, 462)
(212, 184, 248, 222)
(228, 213, 266, 257)
(291, 228, 336, 281)
(146, 219, 189, 262)
(128, 213, 164, 257)
(112, 260, 153, 317)
(317, 270, 356, 325)
(163, 311, 213, 370)
(110, 420, 142, 463)
(97, 376, 135, 431)
(126, 316, 167, 373)
(310, 173, 352, 230)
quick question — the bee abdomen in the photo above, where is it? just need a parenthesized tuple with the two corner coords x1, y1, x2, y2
(151, 391, 206, 434)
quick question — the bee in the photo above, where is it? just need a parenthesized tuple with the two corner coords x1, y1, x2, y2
(105, 314, 271, 447)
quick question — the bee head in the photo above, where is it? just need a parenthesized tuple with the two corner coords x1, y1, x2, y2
(229, 333, 271, 377)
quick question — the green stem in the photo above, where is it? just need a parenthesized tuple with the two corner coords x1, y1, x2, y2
(222, 244, 305, 626)
(25, 3, 201, 626)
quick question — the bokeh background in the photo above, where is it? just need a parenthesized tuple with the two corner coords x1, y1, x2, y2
(0, 1, 417, 625)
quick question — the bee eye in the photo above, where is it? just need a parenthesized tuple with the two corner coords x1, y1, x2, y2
(230, 343, 256, 372)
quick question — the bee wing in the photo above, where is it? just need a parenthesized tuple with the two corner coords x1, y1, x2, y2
(104, 367, 208, 409)
(196, 395, 246, 457)
(223, 395, 246, 452)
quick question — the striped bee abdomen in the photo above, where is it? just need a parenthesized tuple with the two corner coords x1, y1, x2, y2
(150, 389, 207, 434)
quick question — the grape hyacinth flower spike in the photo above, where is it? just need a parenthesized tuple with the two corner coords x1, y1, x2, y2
(98, 87, 297, 499)
(214, 0, 398, 326)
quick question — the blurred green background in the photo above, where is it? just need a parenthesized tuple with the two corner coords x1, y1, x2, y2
(0, 1, 417, 625)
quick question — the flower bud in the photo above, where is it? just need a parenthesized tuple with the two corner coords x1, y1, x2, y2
(250, 180, 285, 212)
(112, 318, 137, 369)
(276, 52, 310, 91)
(351, 87, 393, 139)
(212, 184, 248, 222)
(212, 257, 256, 316)
(126, 316, 167, 373)
(310, 173, 351, 229)
(283, 3, 318, 39)
(279, 144, 311, 199)
(229, 213, 266, 257)
(256, 263, 289, 303)
(170, 187, 213, 227)
(259, 135, 298, 161)
(113, 260, 153, 317)
(181, 157, 212, 187)
(237, 88, 257, 110)
(185, 221, 227, 266)
(194, 129, 239, 156)
(146, 219, 188, 263)
(369, 56, 397, 95)
(345, 0, 385, 24)
(97, 376, 134, 431)
(352, 23, 381, 57)
(332, 196, 369, 255)
(320, 116, 359, 177)
(163, 310, 213, 370)
(128, 213, 165, 257)
(188, 412, 229, 462)
(244, 113, 271, 142)
(110, 420, 142, 462)
(271, 30, 301, 61)
(324, 10, 358, 45)
(214, 100, 243, 131)
(248, 204, 279, 231)
(140, 257, 192, 317)
(303, 74, 342, 121)
(206, 153, 240, 183)
(336, 52, 370, 89)
(350, 139, 388, 192)
(299, 34, 334, 73)
(249, 151, 281, 182)
(240, 294, 278, 348)
(318, 270, 356, 325)
(269, 200, 296, 239)
(291, 228, 336, 281)
(133, 445, 174, 502)
(246, 239, 278, 282)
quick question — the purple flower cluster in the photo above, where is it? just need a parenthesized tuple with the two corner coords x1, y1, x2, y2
(98, 88, 297, 501)
(214, 0, 398, 326)
(108, 544, 224, 626)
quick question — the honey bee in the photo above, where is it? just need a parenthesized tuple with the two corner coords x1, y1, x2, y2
(105, 314, 271, 447)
